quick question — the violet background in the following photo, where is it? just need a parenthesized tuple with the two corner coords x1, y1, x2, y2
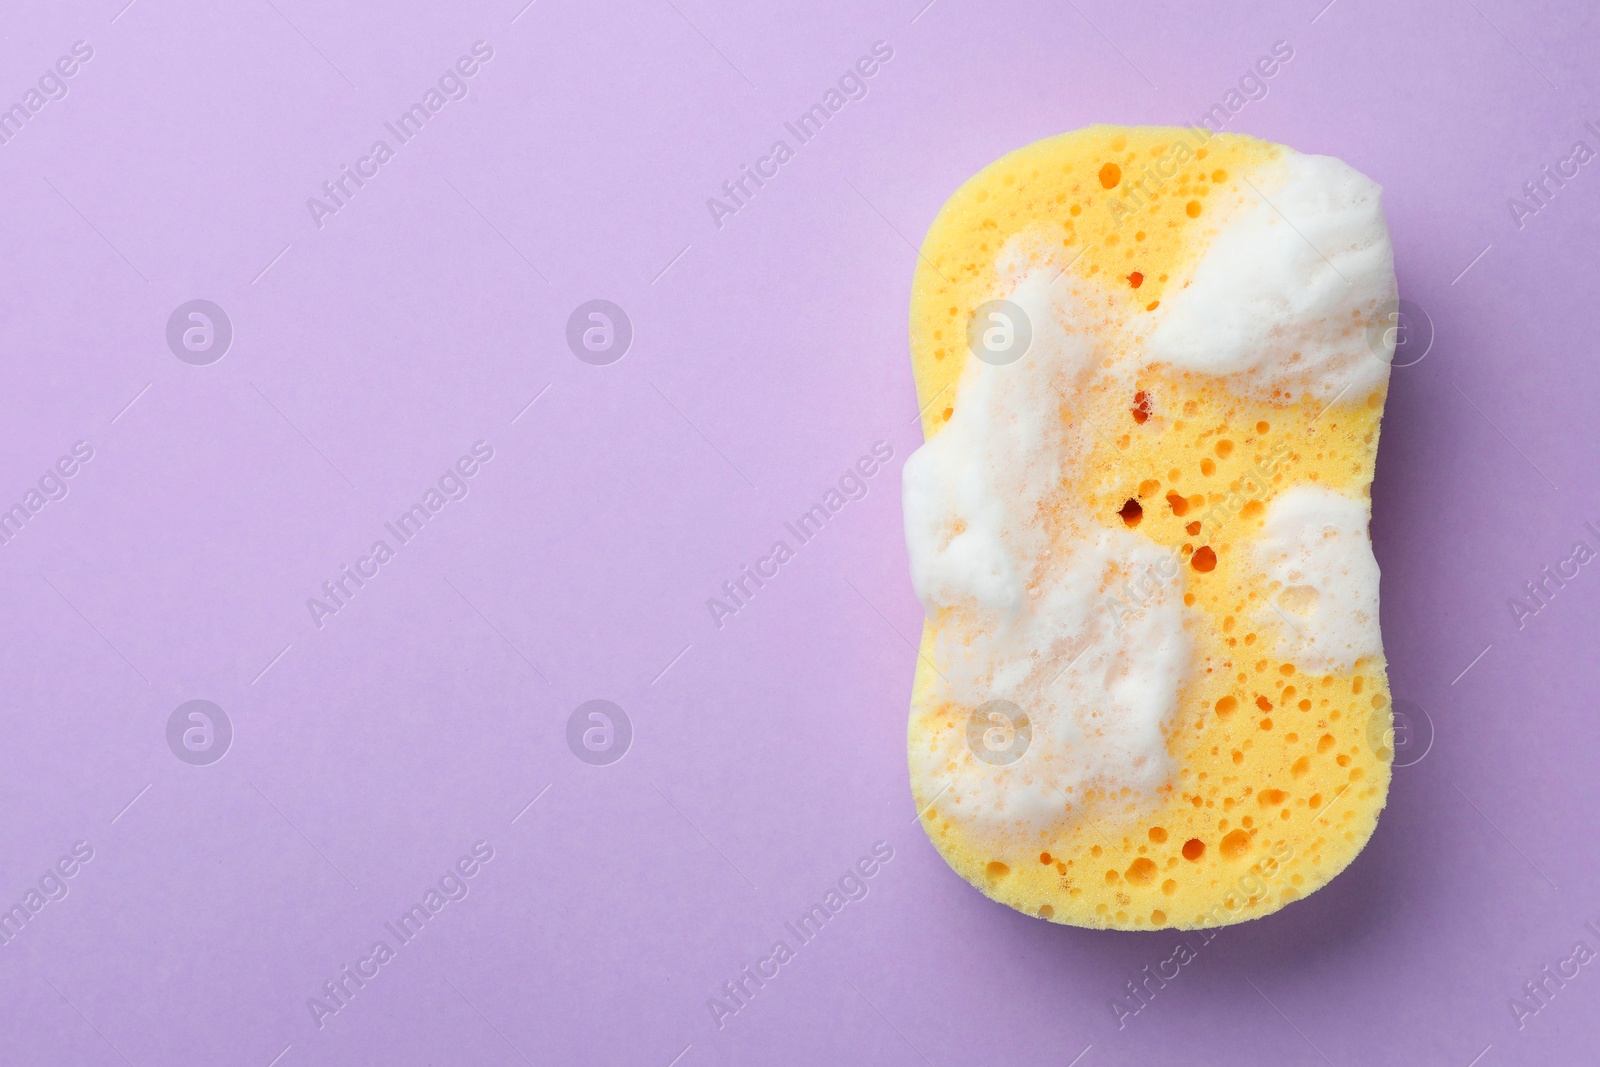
(0, 0, 1593, 1063)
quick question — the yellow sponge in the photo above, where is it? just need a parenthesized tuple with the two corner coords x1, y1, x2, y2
(903, 126, 1395, 929)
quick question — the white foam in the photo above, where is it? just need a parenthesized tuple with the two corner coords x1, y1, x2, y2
(903, 269, 1094, 618)
(907, 526, 1192, 829)
(1254, 486, 1383, 673)
(1146, 151, 1397, 402)
(903, 270, 1193, 830)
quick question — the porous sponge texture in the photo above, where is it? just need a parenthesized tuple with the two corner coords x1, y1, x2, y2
(906, 126, 1392, 930)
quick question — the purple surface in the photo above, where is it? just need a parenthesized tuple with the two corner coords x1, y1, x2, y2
(0, 0, 1594, 1063)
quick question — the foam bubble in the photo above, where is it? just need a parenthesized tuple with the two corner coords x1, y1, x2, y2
(1146, 151, 1397, 402)
(1255, 485, 1383, 673)
(903, 271, 1193, 831)
(902, 269, 1096, 618)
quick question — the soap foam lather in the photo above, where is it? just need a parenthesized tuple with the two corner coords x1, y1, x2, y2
(904, 273, 1194, 836)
